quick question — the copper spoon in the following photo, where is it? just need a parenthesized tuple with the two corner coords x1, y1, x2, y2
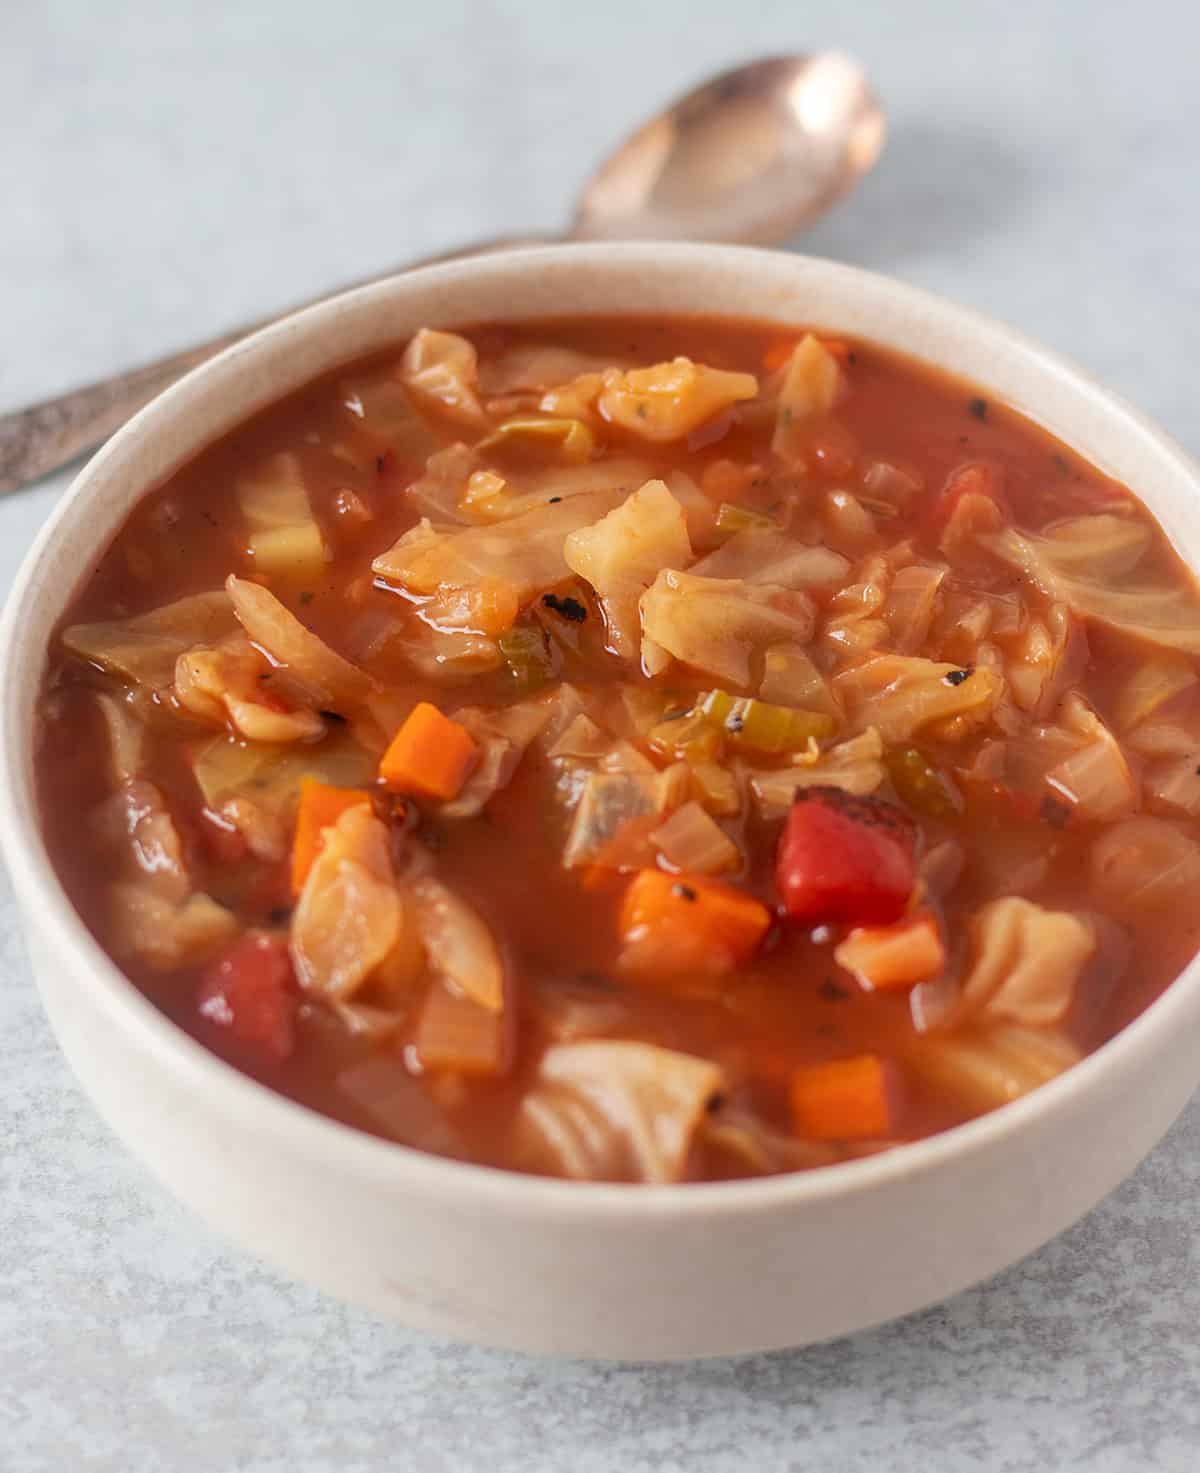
(0, 53, 884, 496)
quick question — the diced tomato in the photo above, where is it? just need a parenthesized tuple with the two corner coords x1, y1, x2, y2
(776, 786, 918, 927)
(197, 933, 297, 1062)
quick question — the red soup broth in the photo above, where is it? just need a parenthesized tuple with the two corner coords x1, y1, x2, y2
(37, 316, 1200, 1182)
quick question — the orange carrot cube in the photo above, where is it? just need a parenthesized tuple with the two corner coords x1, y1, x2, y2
(618, 869, 771, 977)
(379, 701, 478, 801)
(290, 779, 372, 895)
(790, 1054, 898, 1140)
(832, 910, 946, 991)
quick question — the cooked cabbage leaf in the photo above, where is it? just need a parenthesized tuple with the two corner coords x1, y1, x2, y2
(960, 897, 1095, 1026)
(691, 529, 850, 590)
(984, 521, 1200, 653)
(564, 479, 693, 659)
(63, 590, 237, 691)
(641, 570, 815, 689)
(513, 1041, 724, 1182)
(372, 490, 622, 607)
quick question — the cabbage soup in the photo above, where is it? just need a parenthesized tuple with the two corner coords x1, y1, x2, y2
(38, 316, 1200, 1183)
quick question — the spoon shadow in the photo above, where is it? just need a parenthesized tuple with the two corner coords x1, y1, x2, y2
(795, 118, 1045, 271)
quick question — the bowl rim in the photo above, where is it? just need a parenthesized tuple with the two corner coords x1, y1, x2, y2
(5, 239, 1200, 1221)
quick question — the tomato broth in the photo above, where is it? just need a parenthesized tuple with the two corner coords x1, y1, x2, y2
(37, 316, 1200, 1182)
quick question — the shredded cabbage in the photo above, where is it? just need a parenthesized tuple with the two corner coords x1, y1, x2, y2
(63, 590, 237, 691)
(373, 489, 622, 607)
(984, 522, 1200, 653)
(747, 728, 886, 819)
(834, 653, 1004, 742)
(513, 1041, 724, 1182)
(226, 576, 374, 710)
(640, 570, 815, 689)
(564, 479, 693, 659)
(598, 359, 757, 443)
(691, 529, 850, 590)
(290, 806, 402, 1002)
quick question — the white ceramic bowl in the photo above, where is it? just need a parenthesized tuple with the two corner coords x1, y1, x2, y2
(4, 244, 1200, 1361)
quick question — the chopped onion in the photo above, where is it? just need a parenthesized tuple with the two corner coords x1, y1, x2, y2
(1090, 816, 1200, 911)
(413, 976, 507, 1076)
(884, 563, 948, 653)
(758, 646, 842, 715)
(1042, 694, 1137, 822)
(411, 877, 504, 1013)
(650, 800, 740, 875)
(748, 728, 886, 819)
(336, 1054, 459, 1152)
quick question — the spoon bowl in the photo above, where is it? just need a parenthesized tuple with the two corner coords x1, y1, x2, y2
(573, 54, 885, 244)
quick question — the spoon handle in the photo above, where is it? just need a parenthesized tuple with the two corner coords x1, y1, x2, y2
(0, 234, 549, 497)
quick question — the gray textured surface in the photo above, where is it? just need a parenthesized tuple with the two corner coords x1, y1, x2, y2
(4, 1, 1199, 1468)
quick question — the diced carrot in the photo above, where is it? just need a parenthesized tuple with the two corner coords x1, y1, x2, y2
(378, 701, 479, 801)
(790, 1054, 898, 1140)
(618, 869, 772, 977)
(290, 778, 372, 895)
(833, 909, 946, 992)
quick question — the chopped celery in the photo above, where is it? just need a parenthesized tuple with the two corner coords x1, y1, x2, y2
(715, 502, 777, 536)
(885, 746, 963, 820)
(480, 417, 595, 465)
(698, 689, 835, 753)
(648, 709, 724, 763)
(498, 626, 557, 690)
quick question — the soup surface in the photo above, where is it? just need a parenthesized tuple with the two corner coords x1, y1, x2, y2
(38, 316, 1200, 1183)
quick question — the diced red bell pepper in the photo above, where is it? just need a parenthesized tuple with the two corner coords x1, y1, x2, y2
(776, 786, 918, 927)
(197, 933, 297, 1062)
